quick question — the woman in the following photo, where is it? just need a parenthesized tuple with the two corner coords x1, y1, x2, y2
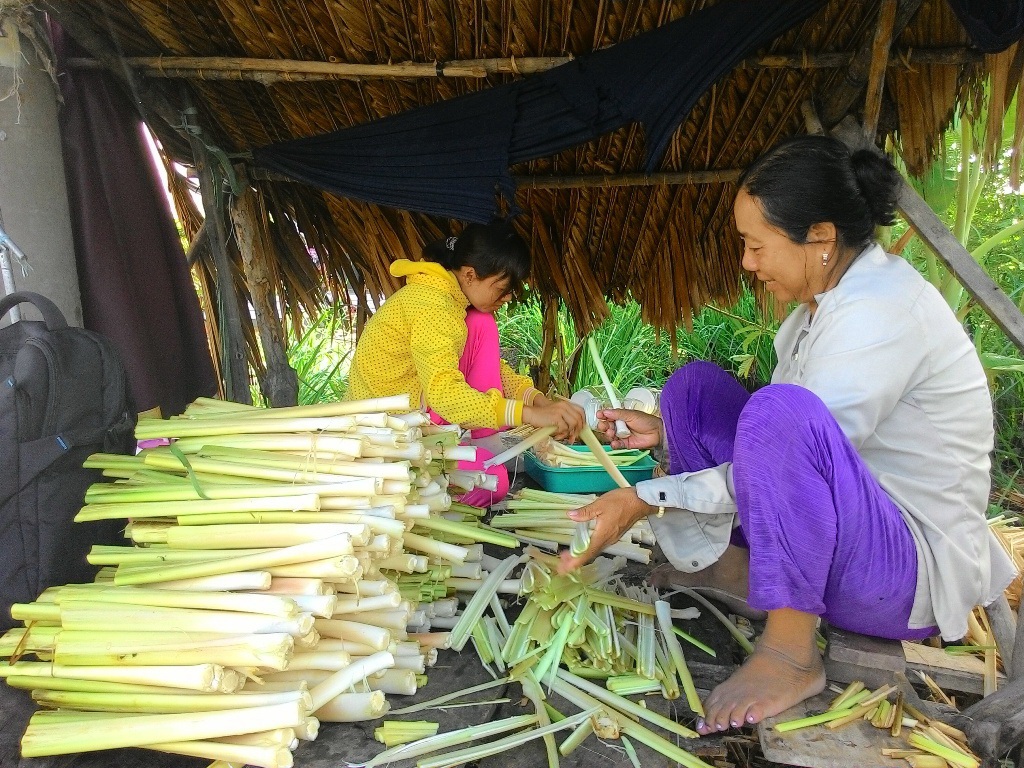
(558, 136, 1016, 732)
(347, 222, 584, 504)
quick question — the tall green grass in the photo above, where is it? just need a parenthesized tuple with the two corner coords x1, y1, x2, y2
(496, 291, 778, 397)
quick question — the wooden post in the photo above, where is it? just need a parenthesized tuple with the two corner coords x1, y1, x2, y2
(188, 131, 252, 404)
(1013, 598, 1024, 682)
(537, 296, 559, 394)
(230, 171, 299, 407)
(985, 596, 1017, 675)
(862, 0, 899, 140)
(830, 115, 1024, 354)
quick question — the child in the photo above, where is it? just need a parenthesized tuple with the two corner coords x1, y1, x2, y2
(347, 222, 584, 503)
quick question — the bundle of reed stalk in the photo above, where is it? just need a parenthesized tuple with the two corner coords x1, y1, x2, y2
(489, 488, 656, 563)
(0, 394, 521, 766)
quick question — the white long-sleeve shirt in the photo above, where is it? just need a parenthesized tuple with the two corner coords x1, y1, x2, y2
(636, 244, 1016, 641)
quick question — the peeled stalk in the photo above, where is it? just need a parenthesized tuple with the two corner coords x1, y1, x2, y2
(556, 669, 698, 739)
(164, 523, 368, 550)
(0, 661, 240, 693)
(655, 600, 703, 716)
(355, 714, 538, 768)
(143, 739, 293, 768)
(21, 700, 306, 756)
(416, 708, 597, 768)
(577, 426, 630, 489)
(31, 688, 310, 714)
(113, 533, 356, 586)
(76, 494, 321, 522)
(53, 586, 298, 618)
(315, 691, 389, 722)
(56, 602, 314, 637)
(309, 651, 395, 710)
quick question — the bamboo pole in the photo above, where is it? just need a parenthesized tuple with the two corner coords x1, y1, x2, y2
(862, 0, 899, 141)
(63, 47, 983, 84)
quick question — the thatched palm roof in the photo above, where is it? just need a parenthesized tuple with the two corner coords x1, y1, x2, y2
(43, 1, 1024, 356)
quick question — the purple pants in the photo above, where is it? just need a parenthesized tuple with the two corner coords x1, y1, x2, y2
(662, 361, 936, 641)
(427, 308, 510, 506)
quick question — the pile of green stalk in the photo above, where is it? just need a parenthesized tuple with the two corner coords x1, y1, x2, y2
(0, 394, 522, 767)
(353, 548, 720, 768)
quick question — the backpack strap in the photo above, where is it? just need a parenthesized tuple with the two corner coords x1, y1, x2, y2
(0, 292, 68, 330)
(1, 426, 124, 507)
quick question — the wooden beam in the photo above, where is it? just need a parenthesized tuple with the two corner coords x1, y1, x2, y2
(63, 46, 982, 84)
(514, 170, 742, 190)
(230, 171, 298, 407)
(819, 0, 924, 128)
(862, 0, 899, 140)
(252, 167, 744, 189)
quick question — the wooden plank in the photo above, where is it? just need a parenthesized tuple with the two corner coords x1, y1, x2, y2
(902, 640, 1005, 696)
(823, 626, 905, 689)
(862, 0, 899, 140)
(759, 690, 906, 768)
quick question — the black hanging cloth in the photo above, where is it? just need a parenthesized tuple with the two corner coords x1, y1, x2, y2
(253, 0, 825, 222)
(945, 0, 1024, 53)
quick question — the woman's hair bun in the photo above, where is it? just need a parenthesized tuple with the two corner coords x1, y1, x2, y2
(849, 149, 900, 228)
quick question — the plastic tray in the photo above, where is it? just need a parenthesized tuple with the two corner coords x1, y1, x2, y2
(523, 445, 657, 494)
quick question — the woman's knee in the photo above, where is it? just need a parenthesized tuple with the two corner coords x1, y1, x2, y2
(738, 384, 829, 435)
(662, 361, 729, 412)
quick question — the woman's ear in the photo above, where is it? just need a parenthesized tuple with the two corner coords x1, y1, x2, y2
(806, 221, 837, 245)
(456, 265, 477, 283)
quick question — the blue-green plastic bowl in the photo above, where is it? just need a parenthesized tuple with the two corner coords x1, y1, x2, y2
(523, 445, 657, 494)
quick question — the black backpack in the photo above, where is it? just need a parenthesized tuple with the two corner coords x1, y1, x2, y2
(0, 292, 136, 630)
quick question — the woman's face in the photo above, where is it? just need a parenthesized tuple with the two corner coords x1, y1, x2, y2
(733, 189, 829, 305)
(455, 267, 515, 314)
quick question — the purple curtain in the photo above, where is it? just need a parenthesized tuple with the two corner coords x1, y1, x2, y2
(50, 22, 217, 416)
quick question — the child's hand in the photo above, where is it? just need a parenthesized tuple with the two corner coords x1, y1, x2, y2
(523, 401, 586, 442)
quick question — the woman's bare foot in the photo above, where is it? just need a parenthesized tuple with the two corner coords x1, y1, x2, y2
(648, 544, 751, 594)
(696, 608, 825, 734)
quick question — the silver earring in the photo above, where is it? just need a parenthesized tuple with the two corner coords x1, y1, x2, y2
(822, 251, 829, 266)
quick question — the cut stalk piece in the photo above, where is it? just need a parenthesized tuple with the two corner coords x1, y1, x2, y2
(354, 714, 537, 768)
(586, 337, 629, 439)
(482, 427, 556, 469)
(672, 586, 755, 655)
(577, 426, 630, 489)
(415, 708, 597, 768)
(655, 600, 703, 716)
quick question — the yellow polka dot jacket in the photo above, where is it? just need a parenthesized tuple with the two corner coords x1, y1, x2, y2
(346, 259, 539, 429)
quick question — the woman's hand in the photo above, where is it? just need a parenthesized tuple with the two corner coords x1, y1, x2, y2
(557, 487, 656, 573)
(523, 401, 586, 442)
(596, 408, 663, 450)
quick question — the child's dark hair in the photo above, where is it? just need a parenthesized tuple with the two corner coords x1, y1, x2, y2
(739, 135, 901, 252)
(423, 222, 531, 288)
